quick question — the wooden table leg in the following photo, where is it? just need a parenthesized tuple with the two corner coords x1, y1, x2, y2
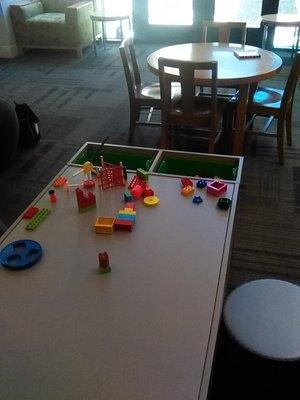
(102, 20, 106, 50)
(262, 24, 268, 49)
(92, 20, 97, 57)
(232, 83, 249, 155)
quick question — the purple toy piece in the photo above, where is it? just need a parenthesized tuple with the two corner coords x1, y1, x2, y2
(206, 180, 227, 196)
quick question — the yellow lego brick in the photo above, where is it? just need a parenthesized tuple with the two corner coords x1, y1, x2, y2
(94, 217, 115, 234)
(118, 209, 137, 216)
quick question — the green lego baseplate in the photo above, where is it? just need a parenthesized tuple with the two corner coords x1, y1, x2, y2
(26, 208, 51, 230)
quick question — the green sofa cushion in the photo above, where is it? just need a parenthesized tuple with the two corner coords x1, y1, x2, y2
(27, 13, 65, 24)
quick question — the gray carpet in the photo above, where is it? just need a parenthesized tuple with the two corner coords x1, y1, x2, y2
(0, 43, 300, 399)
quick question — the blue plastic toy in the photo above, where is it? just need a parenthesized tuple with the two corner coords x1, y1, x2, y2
(193, 195, 203, 204)
(0, 239, 42, 270)
(196, 179, 207, 189)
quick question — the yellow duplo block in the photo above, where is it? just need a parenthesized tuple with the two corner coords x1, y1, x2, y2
(181, 185, 194, 197)
(118, 209, 137, 216)
(94, 217, 115, 234)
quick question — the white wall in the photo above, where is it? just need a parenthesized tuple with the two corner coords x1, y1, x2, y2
(0, 0, 24, 58)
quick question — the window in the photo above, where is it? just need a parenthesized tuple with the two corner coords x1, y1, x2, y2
(214, 0, 263, 28)
(273, 0, 300, 49)
(148, 0, 193, 25)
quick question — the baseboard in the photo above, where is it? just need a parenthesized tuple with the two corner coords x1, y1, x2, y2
(0, 43, 19, 58)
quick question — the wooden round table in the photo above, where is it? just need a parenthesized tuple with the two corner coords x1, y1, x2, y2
(261, 13, 300, 57)
(147, 43, 282, 155)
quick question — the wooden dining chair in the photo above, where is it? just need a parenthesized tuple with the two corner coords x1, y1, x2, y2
(244, 52, 300, 164)
(158, 57, 228, 152)
(119, 37, 161, 145)
(200, 21, 247, 45)
(200, 21, 247, 98)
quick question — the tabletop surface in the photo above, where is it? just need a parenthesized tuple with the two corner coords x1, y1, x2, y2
(0, 163, 239, 400)
(90, 14, 130, 21)
(147, 43, 282, 86)
(261, 13, 300, 25)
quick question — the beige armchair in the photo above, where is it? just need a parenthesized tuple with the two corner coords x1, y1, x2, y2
(10, 0, 94, 57)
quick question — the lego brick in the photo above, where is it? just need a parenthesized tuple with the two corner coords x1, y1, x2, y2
(94, 217, 115, 234)
(124, 191, 133, 202)
(181, 185, 194, 196)
(196, 179, 207, 189)
(124, 202, 135, 210)
(217, 197, 232, 210)
(206, 180, 227, 196)
(118, 209, 136, 216)
(113, 219, 133, 231)
(25, 208, 50, 231)
(53, 176, 67, 187)
(117, 213, 136, 222)
(99, 252, 109, 269)
(136, 168, 149, 181)
(181, 178, 193, 187)
(23, 206, 39, 219)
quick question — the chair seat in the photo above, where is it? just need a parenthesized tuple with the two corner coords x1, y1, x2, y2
(27, 13, 65, 25)
(223, 279, 300, 361)
(137, 82, 181, 101)
(248, 86, 284, 119)
(170, 95, 227, 125)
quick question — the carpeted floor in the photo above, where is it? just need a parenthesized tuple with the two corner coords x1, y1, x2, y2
(0, 43, 300, 398)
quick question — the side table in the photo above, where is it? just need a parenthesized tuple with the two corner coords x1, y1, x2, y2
(90, 14, 131, 56)
(261, 13, 300, 58)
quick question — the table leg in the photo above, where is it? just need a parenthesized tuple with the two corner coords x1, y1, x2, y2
(120, 20, 123, 41)
(233, 83, 250, 155)
(262, 24, 268, 49)
(102, 20, 106, 50)
(92, 20, 97, 57)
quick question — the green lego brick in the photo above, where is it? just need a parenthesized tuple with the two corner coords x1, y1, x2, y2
(136, 168, 149, 181)
(26, 208, 51, 230)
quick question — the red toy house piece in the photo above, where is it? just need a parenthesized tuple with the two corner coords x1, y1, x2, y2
(76, 188, 96, 212)
(206, 180, 227, 196)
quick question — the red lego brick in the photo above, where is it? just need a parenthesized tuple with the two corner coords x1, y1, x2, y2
(22, 206, 39, 219)
(99, 252, 109, 268)
(181, 178, 193, 187)
(124, 202, 135, 210)
(114, 219, 133, 231)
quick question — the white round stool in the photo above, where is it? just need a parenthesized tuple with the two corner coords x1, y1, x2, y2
(220, 279, 300, 398)
(223, 279, 300, 361)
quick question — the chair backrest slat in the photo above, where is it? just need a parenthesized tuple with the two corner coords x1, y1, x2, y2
(158, 57, 218, 134)
(119, 38, 141, 101)
(200, 21, 247, 46)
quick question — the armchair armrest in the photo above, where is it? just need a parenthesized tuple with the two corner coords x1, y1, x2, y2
(65, 1, 93, 24)
(10, 1, 44, 23)
(65, 1, 94, 45)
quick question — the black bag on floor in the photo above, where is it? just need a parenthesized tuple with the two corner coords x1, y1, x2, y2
(14, 102, 41, 146)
